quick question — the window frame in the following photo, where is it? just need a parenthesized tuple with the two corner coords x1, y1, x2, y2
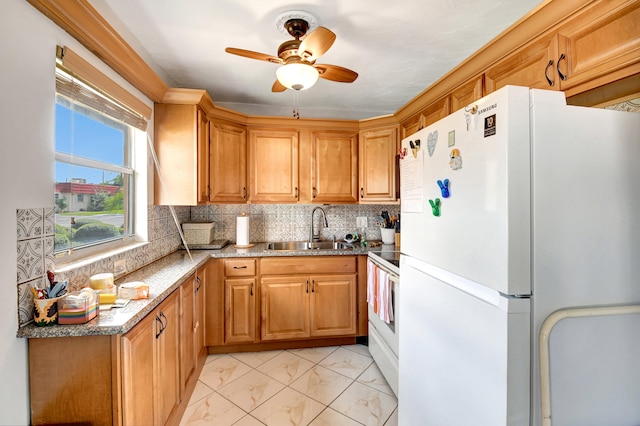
(53, 48, 149, 261)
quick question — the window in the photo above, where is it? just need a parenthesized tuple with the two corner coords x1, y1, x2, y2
(54, 66, 143, 255)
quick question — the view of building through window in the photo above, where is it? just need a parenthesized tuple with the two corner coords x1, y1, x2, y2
(54, 93, 134, 253)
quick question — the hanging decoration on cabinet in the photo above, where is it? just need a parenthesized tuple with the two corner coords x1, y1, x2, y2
(449, 148, 462, 170)
(437, 179, 450, 198)
(429, 198, 441, 217)
(427, 131, 438, 157)
(409, 139, 421, 158)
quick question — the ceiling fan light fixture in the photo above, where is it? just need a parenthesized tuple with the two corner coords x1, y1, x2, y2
(276, 63, 319, 91)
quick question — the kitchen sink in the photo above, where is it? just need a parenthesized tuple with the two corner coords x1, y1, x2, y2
(265, 241, 352, 251)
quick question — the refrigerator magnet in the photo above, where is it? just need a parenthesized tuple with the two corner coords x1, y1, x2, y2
(427, 131, 438, 156)
(437, 179, 450, 198)
(429, 198, 441, 217)
(409, 139, 421, 158)
(449, 148, 462, 170)
(448, 130, 455, 147)
(399, 147, 407, 159)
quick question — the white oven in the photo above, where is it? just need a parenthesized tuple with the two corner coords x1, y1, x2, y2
(367, 251, 400, 396)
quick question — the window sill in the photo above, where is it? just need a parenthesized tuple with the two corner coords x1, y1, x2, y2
(54, 239, 149, 277)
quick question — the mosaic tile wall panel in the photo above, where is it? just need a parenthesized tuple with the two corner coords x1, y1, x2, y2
(16, 205, 190, 327)
(190, 204, 401, 244)
(604, 97, 640, 113)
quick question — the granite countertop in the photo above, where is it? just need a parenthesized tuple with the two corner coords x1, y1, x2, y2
(17, 242, 380, 339)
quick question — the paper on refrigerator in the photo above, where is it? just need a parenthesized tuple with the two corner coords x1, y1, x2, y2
(400, 147, 424, 212)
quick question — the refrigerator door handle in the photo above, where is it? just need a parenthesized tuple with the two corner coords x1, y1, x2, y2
(403, 255, 530, 313)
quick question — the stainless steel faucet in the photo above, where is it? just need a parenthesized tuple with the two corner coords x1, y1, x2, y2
(310, 207, 328, 242)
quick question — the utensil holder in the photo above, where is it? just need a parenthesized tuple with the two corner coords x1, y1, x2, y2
(381, 228, 395, 245)
(33, 295, 65, 326)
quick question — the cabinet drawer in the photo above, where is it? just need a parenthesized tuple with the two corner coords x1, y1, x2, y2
(261, 256, 356, 275)
(224, 259, 256, 277)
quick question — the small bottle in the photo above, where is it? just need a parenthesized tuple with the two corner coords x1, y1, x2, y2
(360, 227, 367, 247)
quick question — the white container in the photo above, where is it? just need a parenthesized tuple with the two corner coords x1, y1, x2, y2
(381, 228, 395, 245)
(182, 222, 215, 245)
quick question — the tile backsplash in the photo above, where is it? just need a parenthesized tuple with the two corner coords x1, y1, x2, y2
(190, 204, 400, 244)
(15, 203, 398, 327)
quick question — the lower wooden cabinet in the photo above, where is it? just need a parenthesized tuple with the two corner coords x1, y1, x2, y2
(225, 278, 257, 343)
(122, 290, 180, 425)
(260, 257, 357, 341)
(28, 275, 206, 426)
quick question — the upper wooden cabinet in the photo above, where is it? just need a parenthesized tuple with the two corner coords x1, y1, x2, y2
(450, 75, 485, 114)
(485, 34, 560, 93)
(210, 121, 247, 203)
(249, 128, 299, 203)
(555, 0, 640, 95)
(154, 103, 209, 205)
(487, 0, 640, 96)
(310, 131, 358, 203)
(359, 125, 398, 203)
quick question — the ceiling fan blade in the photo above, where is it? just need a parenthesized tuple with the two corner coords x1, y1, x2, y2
(298, 27, 336, 62)
(272, 79, 287, 92)
(315, 64, 358, 83)
(225, 47, 283, 64)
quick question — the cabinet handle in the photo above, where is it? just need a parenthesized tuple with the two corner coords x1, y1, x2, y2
(233, 265, 247, 269)
(155, 315, 163, 338)
(160, 311, 167, 332)
(545, 60, 555, 87)
(242, 187, 247, 200)
(557, 53, 567, 81)
(360, 188, 364, 198)
(208, 185, 212, 200)
(195, 276, 201, 292)
(312, 187, 317, 198)
(295, 187, 298, 199)
(306, 280, 309, 293)
(250, 282, 254, 296)
(312, 280, 315, 293)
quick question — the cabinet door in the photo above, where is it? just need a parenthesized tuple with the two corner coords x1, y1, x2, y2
(210, 122, 247, 202)
(154, 104, 209, 205)
(121, 313, 155, 425)
(359, 126, 398, 203)
(181, 274, 196, 396)
(401, 114, 424, 139)
(249, 129, 299, 202)
(310, 274, 357, 337)
(556, 0, 640, 93)
(225, 278, 256, 343)
(197, 109, 210, 203)
(485, 34, 560, 93)
(450, 76, 484, 114)
(311, 131, 358, 203)
(195, 272, 206, 358)
(421, 96, 451, 128)
(156, 291, 180, 425)
(261, 276, 309, 340)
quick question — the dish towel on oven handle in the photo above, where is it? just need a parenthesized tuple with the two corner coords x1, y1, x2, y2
(367, 259, 393, 323)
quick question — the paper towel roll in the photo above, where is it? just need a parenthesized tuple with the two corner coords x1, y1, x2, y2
(236, 215, 250, 246)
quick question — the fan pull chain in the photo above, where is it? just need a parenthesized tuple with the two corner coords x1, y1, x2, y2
(292, 91, 300, 119)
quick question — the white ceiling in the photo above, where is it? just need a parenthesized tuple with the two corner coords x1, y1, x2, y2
(90, 0, 543, 120)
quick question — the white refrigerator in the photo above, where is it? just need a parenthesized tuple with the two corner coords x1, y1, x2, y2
(398, 86, 640, 426)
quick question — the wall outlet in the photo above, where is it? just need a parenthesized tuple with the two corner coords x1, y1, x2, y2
(356, 216, 368, 228)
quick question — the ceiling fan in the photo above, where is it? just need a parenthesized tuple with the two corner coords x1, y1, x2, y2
(225, 11, 358, 92)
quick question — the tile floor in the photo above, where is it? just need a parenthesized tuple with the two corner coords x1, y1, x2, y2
(180, 344, 398, 426)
